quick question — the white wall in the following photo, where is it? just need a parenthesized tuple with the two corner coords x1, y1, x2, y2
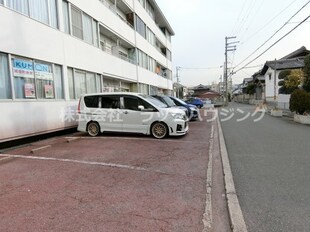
(0, 101, 78, 142)
(264, 67, 280, 100)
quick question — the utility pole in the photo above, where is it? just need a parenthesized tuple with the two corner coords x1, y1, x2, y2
(224, 36, 238, 106)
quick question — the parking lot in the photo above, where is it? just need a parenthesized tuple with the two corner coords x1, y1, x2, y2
(0, 111, 230, 232)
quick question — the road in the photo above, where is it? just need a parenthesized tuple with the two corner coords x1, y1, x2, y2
(220, 102, 310, 232)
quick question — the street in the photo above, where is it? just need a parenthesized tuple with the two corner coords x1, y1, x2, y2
(220, 102, 310, 232)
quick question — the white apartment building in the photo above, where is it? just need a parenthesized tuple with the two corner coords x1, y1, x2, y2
(0, 0, 174, 142)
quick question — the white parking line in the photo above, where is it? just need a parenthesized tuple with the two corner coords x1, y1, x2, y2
(65, 136, 209, 144)
(0, 153, 147, 172)
(202, 122, 215, 231)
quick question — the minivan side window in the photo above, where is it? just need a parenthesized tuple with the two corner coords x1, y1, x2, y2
(139, 98, 156, 111)
(124, 96, 139, 111)
(84, 96, 99, 108)
(101, 96, 120, 109)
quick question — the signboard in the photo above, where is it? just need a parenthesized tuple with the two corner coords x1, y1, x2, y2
(44, 85, 54, 98)
(13, 59, 34, 78)
(24, 83, 35, 98)
(35, 63, 53, 80)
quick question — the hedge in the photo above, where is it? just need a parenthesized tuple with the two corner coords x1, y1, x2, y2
(289, 89, 310, 115)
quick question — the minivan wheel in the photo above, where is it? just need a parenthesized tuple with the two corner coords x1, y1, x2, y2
(87, 122, 100, 137)
(151, 122, 167, 139)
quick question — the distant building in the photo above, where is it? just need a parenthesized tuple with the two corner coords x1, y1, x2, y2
(261, 46, 309, 101)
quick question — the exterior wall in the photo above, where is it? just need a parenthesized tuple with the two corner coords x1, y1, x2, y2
(0, 0, 174, 142)
(264, 67, 280, 101)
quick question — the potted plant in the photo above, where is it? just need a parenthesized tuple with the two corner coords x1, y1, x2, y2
(270, 106, 283, 117)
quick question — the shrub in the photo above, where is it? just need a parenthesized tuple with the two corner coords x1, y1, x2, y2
(289, 89, 310, 114)
(303, 54, 310, 92)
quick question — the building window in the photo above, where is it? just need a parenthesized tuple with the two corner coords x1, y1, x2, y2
(0, 53, 11, 99)
(67, 68, 75, 100)
(82, 13, 93, 44)
(66, 4, 98, 46)
(147, 28, 155, 46)
(12, 57, 63, 100)
(68, 68, 101, 99)
(7, 0, 29, 15)
(34, 61, 55, 99)
(12, 57, 36, 99)
(137, 49, 148, 69)
(86, 72, 96, 93)
(49, 0, 58, 28)
(96, 74, 102, 92)
(135, 15, 146, 38)
(74, 70, 86, 98)
(166, 49, 172, 61)
(71, 6, 83, 39)
(62, 0, 70, 34)
(29, 0, 49, 25)
(6, 0, 58, 28)
(54, 65, 64, 99)
(146, 0, 155, 20)
(137, 0, 146, 8)
(148, 56, 156, 72)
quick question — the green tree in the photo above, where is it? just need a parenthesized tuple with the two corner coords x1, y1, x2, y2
(303, 54, 310, 92)
(290, 89, 310, 114)
(246, 83, 255, 95)
(278, 69, 303, 94)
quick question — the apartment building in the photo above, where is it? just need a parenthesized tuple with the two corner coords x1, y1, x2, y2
(0, 0, 174, 142)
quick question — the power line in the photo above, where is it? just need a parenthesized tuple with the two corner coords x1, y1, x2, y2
(234, 14, 310, 74)
(177, 66, 222, 70)
(234, 0, 310, 69)
(239, 0, 299, 47)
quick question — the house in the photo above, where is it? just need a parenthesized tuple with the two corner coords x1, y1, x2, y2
(253, 71, 265, 100)
(261, 46, 310, 102)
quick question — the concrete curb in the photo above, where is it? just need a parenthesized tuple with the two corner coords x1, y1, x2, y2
(217, 116, 248, 232)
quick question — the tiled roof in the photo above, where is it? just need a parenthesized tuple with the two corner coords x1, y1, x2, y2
(261, 58, 304, 74)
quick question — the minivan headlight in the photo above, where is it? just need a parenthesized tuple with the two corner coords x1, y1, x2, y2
(171, 113, 185, 120)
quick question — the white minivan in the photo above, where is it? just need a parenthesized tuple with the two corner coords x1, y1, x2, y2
(77, 92, 189, 139)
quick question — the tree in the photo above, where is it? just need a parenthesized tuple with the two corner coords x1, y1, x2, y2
(290, 89, 310, 114)
(284, 69, 303, 93)
(245, 83, 255, 95)
(303, 54, 310, 92)
(278, 69, 303, 94)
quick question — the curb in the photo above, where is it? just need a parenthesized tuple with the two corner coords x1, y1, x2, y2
(0, 156, 14, 164)
(217, 116, 248, 232)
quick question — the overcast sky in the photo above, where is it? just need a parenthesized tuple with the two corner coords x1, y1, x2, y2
(156, 0, 310, 87)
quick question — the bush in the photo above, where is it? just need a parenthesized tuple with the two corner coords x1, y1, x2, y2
(303, 54, 310, 92)
(289, 89, 310, 114)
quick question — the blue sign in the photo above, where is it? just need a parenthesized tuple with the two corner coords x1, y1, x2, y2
(13, 59, 33, 71)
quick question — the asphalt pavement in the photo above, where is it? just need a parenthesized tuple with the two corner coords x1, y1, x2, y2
(0, 111, 231, 232)
(220, 102, 310, 232)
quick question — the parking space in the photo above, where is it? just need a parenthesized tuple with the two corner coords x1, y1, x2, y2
(0, 113, 219, 232)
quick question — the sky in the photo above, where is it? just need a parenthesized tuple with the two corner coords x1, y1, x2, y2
(155, 0, 310, 87)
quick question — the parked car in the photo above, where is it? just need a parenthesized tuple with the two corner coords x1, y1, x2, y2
(151, 95, 189, 118)
(168, 96, 199, 120)
(77, 92, 188, 139)
(186, 98, 204, 108)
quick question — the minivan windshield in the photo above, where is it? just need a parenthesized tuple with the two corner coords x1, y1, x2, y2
(139, 95, 168, 108)
(161, 96, 176, 107)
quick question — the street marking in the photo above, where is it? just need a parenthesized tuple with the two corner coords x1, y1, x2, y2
(31, 145, 51, 154)
(202, 121, 214, 231)
(65, 136, 209, 144)
(217, 114, 248, 232)
(0, 153, 147, 172)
